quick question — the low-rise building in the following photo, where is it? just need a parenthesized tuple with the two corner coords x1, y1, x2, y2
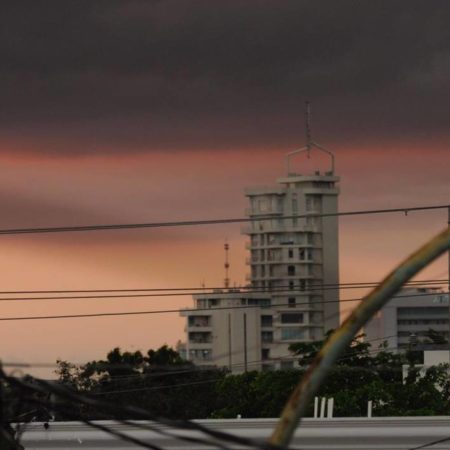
(364, 287, 449, 352)
(181, 290, 297, 372)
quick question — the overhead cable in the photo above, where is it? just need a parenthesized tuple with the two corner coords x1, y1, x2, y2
(0, 204, 447, 235)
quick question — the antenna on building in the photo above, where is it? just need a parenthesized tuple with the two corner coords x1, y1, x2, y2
(224, 239, 230, 290)
(285, 101, 335, 175)
(305, 100, 312, 159)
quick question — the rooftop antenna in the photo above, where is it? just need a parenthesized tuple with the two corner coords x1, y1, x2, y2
(305, 100, 312, 158)
(224, 239, 230, 290)
(285, 101, 335, 175)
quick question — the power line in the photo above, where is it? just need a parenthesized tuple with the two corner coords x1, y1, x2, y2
(0, 204, 447, 235)
(0, 278, 445, 296)
(0, 291, 445, 321)
(0, 279, 445, 303)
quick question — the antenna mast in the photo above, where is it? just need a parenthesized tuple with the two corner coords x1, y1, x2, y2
(305, 100, 312, 158)
(224, 240, 230, 290)
(285, 101, 335, 175)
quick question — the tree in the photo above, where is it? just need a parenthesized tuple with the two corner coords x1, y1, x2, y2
(425, 329, 448, 346)
(289, 333, 450, 417)
(212, 369, 302, 418)
(55, 345, 227, 420)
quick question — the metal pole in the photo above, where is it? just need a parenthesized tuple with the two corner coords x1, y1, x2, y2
(228, 313, 232, 371)
(243, 313, 248, 372)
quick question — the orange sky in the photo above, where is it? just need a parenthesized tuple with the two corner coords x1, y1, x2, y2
(0, 141, 448, 378)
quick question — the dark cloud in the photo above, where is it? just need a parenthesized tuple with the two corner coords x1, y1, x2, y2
(1, 0, 450, 153)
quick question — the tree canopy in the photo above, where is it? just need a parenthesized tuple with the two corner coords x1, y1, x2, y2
(50, 339, 450, 420)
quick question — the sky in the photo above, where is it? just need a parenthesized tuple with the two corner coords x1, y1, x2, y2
(0, 1, 449, 377)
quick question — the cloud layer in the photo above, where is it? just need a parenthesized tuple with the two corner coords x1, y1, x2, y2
(1, 1, 450, 153)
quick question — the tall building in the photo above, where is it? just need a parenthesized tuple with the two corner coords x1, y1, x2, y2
(181, 143, 340, 372)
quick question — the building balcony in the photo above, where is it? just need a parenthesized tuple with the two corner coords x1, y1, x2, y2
(188, 349, 213, 363)
(186, 315, 212, 329)
(188, 340, 213, 348)
(187, 324, 212, 331)
(267, 254, 283, 262)
(188, 331, 213, 344)
(241, 223, 285, 234)
(245, 206, 283, 216)
(242, 223, 320, 235)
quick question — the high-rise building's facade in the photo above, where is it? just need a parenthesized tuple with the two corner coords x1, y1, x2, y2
(243, 171, 340, 341)
(181, 148, 340, 372)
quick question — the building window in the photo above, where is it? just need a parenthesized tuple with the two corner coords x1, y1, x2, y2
(261, 315, 273, 327)
(189, 332, 212, 343)
(289, 281, 294, 290)
(288, 265, 295, 276)
(262, 348, 270, 360)
(189, 349, 212, 360)
(281, 328, 305, 341)
(288, 297, 296, 308)
(261, 331, 273, 343)
(248, 298, 271, 308)
(300, 280, 306, 291)
(305, 198, 311, 211)
(197, 299, 206, 308)
(258, 199, 269, 212)
(281, 313, 304, 324)
(398, 307, 448, 316)
(280, 360, 294, 370)
(299, 249, 305, 260)
(288, 249, 294, 258)
(292, 197, 298, 213)
(188, 316, 211, 327)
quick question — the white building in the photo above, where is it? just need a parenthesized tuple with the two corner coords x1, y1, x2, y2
(180, 291, 274, 371)
(364, 287, 449, 352)
(181, 146, 340, 372)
